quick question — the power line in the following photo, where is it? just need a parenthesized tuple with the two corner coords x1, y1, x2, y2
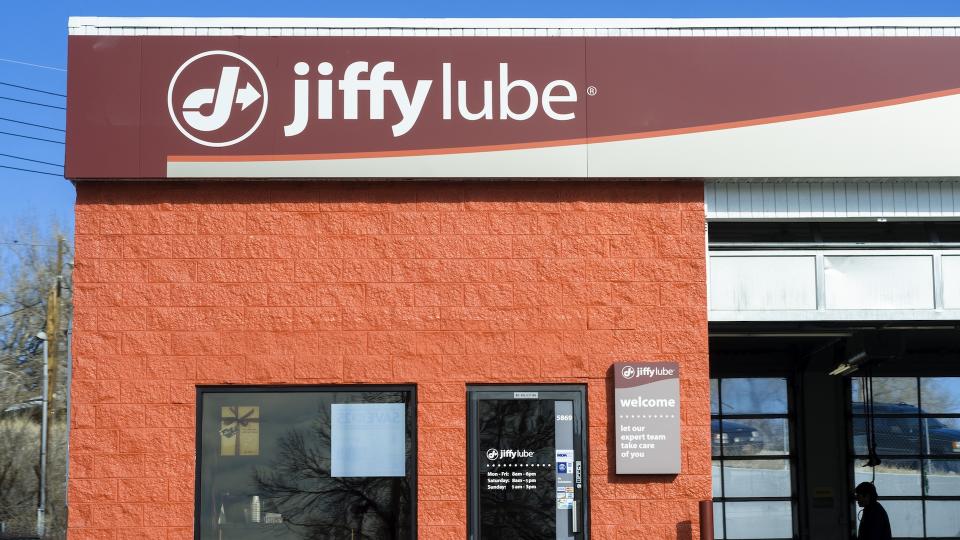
(0, 302, 42, 319)
(0, 82, 65, 98)
(0, 96, 65, 110)
(0, 131, 64, 145)
(0, 153, 62, 168)
(0, 117, 64, 132)
(0, 242, 59, 247)
(0, 165, 61, 177)
(0, 58, 66, 72)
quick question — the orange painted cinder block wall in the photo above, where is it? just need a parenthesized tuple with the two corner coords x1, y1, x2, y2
(68, 180, 710, 540)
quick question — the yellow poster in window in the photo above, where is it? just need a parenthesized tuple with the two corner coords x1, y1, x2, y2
(220, 406, 260, 456)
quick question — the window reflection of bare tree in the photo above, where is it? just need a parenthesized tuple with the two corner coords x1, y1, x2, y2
(854, 378, 960, 414)
(854, 378, 917, 408)
(252, 395, 411, 540)
(719, 379, 789, 456)
(714, 379, 787, 415)
(478, 400, 556, 539)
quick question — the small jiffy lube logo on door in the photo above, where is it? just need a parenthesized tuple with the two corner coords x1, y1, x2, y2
(167, 50, 268, 147)
(486, 449, 534, 460)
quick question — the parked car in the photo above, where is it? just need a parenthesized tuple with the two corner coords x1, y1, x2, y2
(712, 419, 765, 455)
(852, 402, 960, 470)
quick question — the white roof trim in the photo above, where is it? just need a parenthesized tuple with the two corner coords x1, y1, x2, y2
(69, 16, 960, 36)
(706, 179, 960, 221)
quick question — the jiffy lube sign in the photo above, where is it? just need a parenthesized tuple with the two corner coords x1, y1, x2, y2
(67, 36, 960, 178)
(614, 362, 681, 474)
(167, 52, 576, 144)
(67, 36, 586, 178)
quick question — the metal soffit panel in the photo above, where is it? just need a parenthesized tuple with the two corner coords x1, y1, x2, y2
(706, 180, 960, 221)
(69, 16, 960, 36)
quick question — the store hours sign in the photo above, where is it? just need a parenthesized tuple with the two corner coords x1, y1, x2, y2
(614, 362, 681, 474)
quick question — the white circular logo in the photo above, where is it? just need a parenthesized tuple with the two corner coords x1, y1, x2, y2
(621, 365, 636, 379)
(486, 448, 499, 461)
(167, 50, 268, 147)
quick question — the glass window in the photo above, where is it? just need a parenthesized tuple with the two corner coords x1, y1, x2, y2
(722, 460, 791, 498)
(724, 501, 793, 539)
(925, 501, 960, 537)
(925, 417, 960, 456)
(718, 418, 790, 456)
(920, 378, 960, 414)
(849, 376, 960, 538)
(854, 500, 924, 538)
(720, 379, 788, 415)
(712, 377, 795, 539)
(712, 462, 722, 498)
(853, 460, 921, 497)
(711, 379, 720, 415)
(851, 377, 917, 410)
(925, 461, 960, 496)
(713, 502, 725, 539)
(851, 417, 920, 455)
(197, 387, 416, 540)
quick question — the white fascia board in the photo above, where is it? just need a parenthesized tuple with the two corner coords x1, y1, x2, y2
(709, 309, 960, 322)
(68, 16, 960, 33)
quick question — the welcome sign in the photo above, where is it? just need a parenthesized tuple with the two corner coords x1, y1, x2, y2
(614, 362, 681, 475)
(67, 36, 960, 178)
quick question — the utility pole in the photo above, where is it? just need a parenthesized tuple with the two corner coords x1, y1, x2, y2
(45, 236, 64, 423)
(36, 332, 48, 539)
(37, 235, 64, 539)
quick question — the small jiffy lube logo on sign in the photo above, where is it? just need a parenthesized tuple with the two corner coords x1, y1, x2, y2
(168, 50, 268, 147)
(621, 364, 676, 380)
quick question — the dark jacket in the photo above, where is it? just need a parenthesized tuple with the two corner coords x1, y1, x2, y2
(858, 501, 892, 540)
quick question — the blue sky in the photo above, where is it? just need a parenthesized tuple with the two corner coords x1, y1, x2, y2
(2, 1, 960, 238)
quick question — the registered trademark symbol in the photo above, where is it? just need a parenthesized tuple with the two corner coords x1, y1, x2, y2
(586, 85, 598, 96)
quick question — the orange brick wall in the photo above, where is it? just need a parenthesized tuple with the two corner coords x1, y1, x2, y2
(69, 181, 710, 540)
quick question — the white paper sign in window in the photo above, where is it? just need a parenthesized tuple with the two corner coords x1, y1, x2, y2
(331, 403, 405, 477)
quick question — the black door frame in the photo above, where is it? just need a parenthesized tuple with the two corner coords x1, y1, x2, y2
(466, 384, 590, 540)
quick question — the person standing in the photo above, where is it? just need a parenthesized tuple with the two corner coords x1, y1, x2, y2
(855, 482, 892, 540)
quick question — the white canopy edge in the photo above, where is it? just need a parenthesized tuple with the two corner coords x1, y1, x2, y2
(68, 16, 960, 36)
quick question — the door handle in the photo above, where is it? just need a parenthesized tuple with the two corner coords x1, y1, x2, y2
(571, 500, 578, 533)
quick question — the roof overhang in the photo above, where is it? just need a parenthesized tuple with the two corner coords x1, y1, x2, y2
(69, 16, 960, 36)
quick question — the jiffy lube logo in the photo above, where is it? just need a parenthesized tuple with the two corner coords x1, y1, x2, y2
(168, 51, 579, 146)
(283, 60, 578, 138)
(485, 449, 534, 460)
(621, 365, 676, 379)
(167, 51, 268, 147)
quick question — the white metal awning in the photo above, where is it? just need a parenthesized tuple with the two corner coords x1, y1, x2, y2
(706, 180, 960, 221)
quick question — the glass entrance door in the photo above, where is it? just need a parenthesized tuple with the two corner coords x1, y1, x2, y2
(468, 386, 589, 540)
